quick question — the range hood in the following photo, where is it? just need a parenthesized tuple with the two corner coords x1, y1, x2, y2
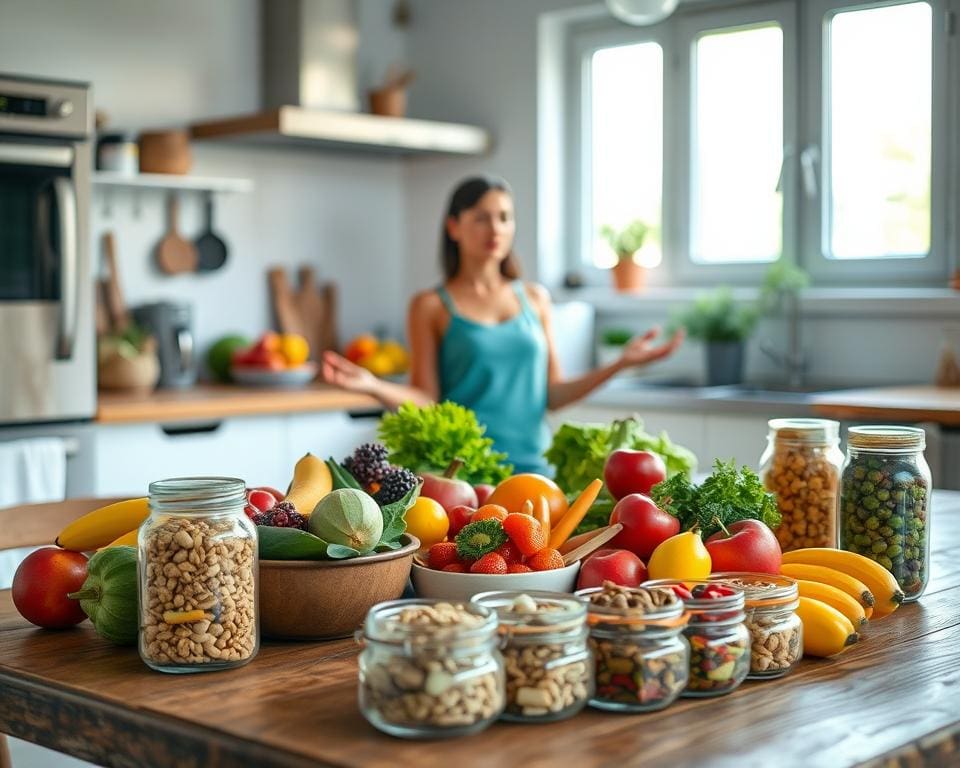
(190, 0, 491, 156)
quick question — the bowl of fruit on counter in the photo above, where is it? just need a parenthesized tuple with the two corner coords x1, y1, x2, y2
(226, 332, 318, 387)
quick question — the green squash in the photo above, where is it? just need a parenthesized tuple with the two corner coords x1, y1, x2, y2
(68, 545, 138, 645)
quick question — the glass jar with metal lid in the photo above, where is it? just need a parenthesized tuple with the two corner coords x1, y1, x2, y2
(139, 477, 259, 674)
(759, 418, 843, 551)
(576, 582, 689, 713)
(839, 425, 931, 602)
(709, 572, 802, 679)
(356, 599, 504, 739)
(471, 590, 592, 722)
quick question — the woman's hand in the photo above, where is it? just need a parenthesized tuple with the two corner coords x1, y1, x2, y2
(618, 326, 686, 369)
(321, 350, 378, 393)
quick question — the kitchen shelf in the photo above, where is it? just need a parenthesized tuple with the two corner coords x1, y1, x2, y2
(92, 171, 254, 194)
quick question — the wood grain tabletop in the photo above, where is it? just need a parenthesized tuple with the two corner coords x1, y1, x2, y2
(1, 493, 959, 768)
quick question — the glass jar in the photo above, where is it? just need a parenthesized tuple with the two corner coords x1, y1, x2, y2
(759, 418, 843, 551)
(576, 584, 689, 713)
(139, 477, 259, 674)
(709, 573, 802, 680)
(357, 600, 504, 739)
(839, 425, 932, 602)
(472, 591, 592, 723)
(644, 579, 750, 697)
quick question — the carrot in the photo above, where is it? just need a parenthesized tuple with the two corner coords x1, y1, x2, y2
(533, 495, 551, 542)
(548, 479, 603, 550)
(558, 524, 610, 555)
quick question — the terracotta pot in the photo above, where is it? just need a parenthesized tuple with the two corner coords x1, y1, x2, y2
(612, 256, 646, 293)
(368, 87, 407, 118)
(138, 130, 192, 175)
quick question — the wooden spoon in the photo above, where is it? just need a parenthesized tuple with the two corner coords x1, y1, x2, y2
(155, 193, 198, 274)
(561, 523, 624, 567)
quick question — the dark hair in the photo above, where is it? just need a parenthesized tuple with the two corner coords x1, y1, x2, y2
(441, 175, 521, 280)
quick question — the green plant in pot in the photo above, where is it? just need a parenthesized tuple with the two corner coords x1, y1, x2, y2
(600, 219, 651, 293)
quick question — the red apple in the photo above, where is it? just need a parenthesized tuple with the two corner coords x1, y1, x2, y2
(473, 484, 495, 506)
(255, 486, 285, 502)
(420, 460, 478, 513)
(603, 449, 667, 500)
(12, 548, 88, 628)
(577, 548, 647, 589)
(608, 493, 680, 560)
(705, 519, 782, 574)
(447, 505, 476, 538)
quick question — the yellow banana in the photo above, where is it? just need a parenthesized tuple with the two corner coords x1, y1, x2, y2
(796, 597, 859, 657)
(284, 453, 333, 516)
(796, 579, 868, 628)
(780, 563, 875, 610)
(100, 528, 140, 550)
(782, 548, 903, 618)
(56, 498, 149, 551)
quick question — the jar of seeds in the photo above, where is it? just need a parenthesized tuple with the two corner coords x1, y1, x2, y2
(472, 591, 592, 723)
(357, 600, 504, 739)
(139, 477, 259, 673)
(839, 425, 931, 602)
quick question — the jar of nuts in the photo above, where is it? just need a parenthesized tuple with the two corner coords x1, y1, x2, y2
(139, 477, 259, 674)
(576, 582, 689, 714)
(839, 426, 931, 602)
(357, 600, 505, 739)
(472, 591, 592, 723)
(759, 418, 843, 551)
(709, 573, 802, 680)
(644, 579, 750, 698)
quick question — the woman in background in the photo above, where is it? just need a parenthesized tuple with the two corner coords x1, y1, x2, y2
(322, 175, 683, 474)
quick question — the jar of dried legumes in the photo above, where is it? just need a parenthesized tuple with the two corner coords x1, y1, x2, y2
(139, 477, 259, 673)
(357, 600, 504, 739)
(759, 418, 843, 551)
(471, 591, 592, 722)
(576, 581, 689, 713)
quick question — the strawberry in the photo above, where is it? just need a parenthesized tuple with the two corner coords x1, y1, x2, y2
(495, 540, 524, 565)
(507, 563, 533, 574)
(526, 548, 565, 571)
(470, 552, 508, 575)
(502, 513, 547, 557)
(473, 504, 509, 522)
(428, 541, 460, 570)
(442, 563, 467, 573)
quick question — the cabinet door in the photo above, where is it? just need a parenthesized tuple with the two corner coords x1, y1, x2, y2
(94, 418, 287, 497)
(285, 411, 381, 472)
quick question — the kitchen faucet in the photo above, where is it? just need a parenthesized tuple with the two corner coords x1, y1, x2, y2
(759, 291, 807, 389)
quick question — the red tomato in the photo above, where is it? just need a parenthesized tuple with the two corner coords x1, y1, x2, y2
(577, 548, 647, 589)
(12, 548, 88, 628)
(608, 493, 681, 560)
(447, 504, 476, 538)
(603, 449, 667, 500)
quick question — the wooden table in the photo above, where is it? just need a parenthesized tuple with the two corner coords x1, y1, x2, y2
(2, 495, 959, 768)
(812, 385, 960, 426)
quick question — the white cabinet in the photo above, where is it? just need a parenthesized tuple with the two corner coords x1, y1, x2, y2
(284, 411, 381, 471)
(92, 417, 287, 496)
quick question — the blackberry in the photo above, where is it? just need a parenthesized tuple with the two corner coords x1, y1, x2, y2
(374, 467, 420, 506)
(259, 501, 307, 530)
(343, 442, 390, 487)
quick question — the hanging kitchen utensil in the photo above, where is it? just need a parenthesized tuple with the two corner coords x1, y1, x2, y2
(195, 192, 229, 272)
(155, 193, 198, 275)
(102, 232, 130, 331)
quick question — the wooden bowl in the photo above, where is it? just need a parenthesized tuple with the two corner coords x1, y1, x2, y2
(259, 534, 419, 640)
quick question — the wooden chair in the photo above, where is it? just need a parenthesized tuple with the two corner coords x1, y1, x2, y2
(0, 497, 125, 768)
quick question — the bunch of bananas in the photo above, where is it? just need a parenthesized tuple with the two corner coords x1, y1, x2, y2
(56, 498, 151, 551)
(781, 548, 905, 657)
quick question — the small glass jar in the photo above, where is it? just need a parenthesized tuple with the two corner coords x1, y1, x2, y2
(139, 477, 259, 674)
(644, 579, 750, 697)
(357, 600, 504, 739)
(576, 584, 689, 713)
(709, 573, 802, 680)
(472, 591, 592, 723)
(839, 425, 932, 602)
(759, 418, 843, 551)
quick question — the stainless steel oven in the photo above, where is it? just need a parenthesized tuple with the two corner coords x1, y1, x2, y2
(0, 74, 94, 424)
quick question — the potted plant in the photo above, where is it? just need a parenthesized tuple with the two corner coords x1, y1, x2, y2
(600, 220, 650, 293)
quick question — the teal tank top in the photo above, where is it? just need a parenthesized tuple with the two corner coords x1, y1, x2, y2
(436, 282, 550, 475)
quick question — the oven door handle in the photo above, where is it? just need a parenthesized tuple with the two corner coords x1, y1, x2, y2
(52, 176, 79, 360)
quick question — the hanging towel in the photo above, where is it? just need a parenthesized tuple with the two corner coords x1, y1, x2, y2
(0, 437, 67, 589)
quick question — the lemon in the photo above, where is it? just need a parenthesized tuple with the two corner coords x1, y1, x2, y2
(647, 531, 712, 580)
(403, 497, 449, 547)
(380, 340, 409, 373)
(279, 333, 310, 367)
(359, 350, 395, 377)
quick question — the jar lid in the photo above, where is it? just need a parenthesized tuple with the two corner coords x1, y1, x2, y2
(848, 425, 925, 451)
(148, 476, 246, 514)
(769, 418, 839, 443)
(362, 599, 498, 646)
(708, 572, 798, 607)
(471, 590, 586, 634)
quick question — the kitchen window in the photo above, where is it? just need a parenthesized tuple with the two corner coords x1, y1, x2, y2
(564, 0, 952, 287)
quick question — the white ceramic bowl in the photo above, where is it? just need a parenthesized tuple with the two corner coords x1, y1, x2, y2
(231, 362, 318, 387)
(410, 561, 581, 602)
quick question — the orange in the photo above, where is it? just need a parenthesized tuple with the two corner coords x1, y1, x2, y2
(403, 497, 449, 548)
(344, 334, 379, 363)
(279, 333, 310, 366)
(487, 474, 569, 525)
